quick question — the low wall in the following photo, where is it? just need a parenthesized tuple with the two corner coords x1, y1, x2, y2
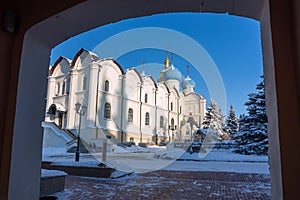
(42, 161, 114, 178)
(40, 169, 67, 197)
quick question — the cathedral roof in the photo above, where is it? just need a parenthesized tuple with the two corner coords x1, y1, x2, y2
(163, 64, 182, 81)
(50, 56, 71, 75)
(71, 48, 98, 67)
(182, 76, 196, 89)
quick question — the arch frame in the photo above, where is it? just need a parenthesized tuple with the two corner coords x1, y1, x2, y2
(7, 0, 285, 199)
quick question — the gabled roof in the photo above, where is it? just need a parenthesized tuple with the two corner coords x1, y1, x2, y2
(71, 48, 98, 67)
(184, 92, 204, 100)
(169, 87, 180, 97)
(98, 58, 124, 75)
(50, 56, 71, 75)
(157, 82, 170, 93)
(143, 75, 157, 89)
(125, 68, 142, 82)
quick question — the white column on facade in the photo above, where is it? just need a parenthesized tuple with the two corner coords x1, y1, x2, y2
(45, 76, 56, 121)
(86, 62, 99, 128)
(154, 88, 157, 144)
(176, 96, 180, 141)
(119, 74, 125, 142)
(66, 68, 78, 129)
(138, 83, 143, 142)
(167, 93, 170, 140)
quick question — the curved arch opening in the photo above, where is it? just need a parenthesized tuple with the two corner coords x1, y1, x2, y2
(7, 1, 283, 199)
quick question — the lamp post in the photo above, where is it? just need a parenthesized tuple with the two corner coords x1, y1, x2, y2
(169, 125, 175, 142)
(75, 102, 87, 162)
(174, 125, 177, 142)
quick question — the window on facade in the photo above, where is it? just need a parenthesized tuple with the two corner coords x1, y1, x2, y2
(56, 83, 60, 96)
(104, 103, 111, 119)
(144, 93, 148, 103)
(105, 80, 109, 92)
(170, 102, 173, 111)
(186, 129, 189, 135)
(82, 75, 87, 90)
(145, 112, 150, 125)
(66, 77, 70, 94)
(171, 118, 175, 129)
(128, 108, 133, 123)
(160, 116, 164, 128)
(47, 104, 57, 115)
(180, 106, 182, 114)
(62, 82, 66, 95)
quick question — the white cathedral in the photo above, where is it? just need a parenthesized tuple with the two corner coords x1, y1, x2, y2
(42, 48, 206, 148)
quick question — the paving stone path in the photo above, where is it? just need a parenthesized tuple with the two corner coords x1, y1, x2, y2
(54, 170, 271, 200)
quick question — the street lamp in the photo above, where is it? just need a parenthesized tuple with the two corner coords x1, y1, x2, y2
(75, 102, 87, 162)
(174, 125, 177, 142)
(169, 125, 176, 142)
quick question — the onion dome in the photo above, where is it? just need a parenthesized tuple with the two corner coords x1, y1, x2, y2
(163, 64, 182, 81)
(182, 76, 196, 89)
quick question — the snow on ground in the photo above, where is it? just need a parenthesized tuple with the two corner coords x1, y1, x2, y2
(155, 148, 268, 162)
(42, 147, 68, 156)
(111, 144, 164, 153)
(42, 145, 269, 174)
(51, 161, 101, 167)
(164, 161, 269, 174)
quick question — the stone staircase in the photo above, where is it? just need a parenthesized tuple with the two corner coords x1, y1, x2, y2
(42, 121, 89, 153)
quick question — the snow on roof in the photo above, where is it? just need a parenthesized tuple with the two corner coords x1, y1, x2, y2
(41, 169, 67, 178)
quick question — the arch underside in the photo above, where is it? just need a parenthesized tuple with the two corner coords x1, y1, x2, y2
(10, 0, 284, 199)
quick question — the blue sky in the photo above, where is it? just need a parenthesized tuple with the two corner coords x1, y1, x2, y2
(50, 13, 263, 116)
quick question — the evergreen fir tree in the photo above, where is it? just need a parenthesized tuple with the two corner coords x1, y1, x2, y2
(234, 76, 268, 155)
(202, 100, 226, 138)
(238, 114, 245, 131)
(218, 108, 226, 131)
(224, 105, 239, 137)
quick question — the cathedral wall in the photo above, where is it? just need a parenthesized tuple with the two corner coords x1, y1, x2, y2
(124, 99, 140, 134)
(123, 69, 141, 101)
(141, 77, 156, 105)
(45, 51, 206, 144)
(165, 80, 179, 91)
(156, 107, 168, 138)
(156, 85, 168, 109)
(98, 65, 121, 95)
(141, 103, 155, 136)
(97, 93, 121, 131)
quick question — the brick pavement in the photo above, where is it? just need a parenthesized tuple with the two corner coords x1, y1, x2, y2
(54, 170, 270, 200)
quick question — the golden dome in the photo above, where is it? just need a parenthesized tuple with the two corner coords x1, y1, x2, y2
(164, 51, 170, 69)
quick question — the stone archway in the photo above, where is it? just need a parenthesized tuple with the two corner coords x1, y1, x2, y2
(8, 0, 286, 199)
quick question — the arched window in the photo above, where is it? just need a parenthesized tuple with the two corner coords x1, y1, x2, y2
(104, 103, 111, 119)
(179, 106, 182, 114)
(170, 102, 173, 111)
(160, 116, 164, 128)
(128, 108, 133, 123)
(144, 93, 148, 103)
(56, 83, 60, 96)
(104, 80, 109, 92)
(82, 75, 87, 90)
(66, 77, 70, 94)
(145, 112, 150, 125)
(62, 82, 66, 95)
(47, 104, 57, 115)
(171, 118, 175, 130)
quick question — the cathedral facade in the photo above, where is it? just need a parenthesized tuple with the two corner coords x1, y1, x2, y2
(43, 48, 206, 146)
